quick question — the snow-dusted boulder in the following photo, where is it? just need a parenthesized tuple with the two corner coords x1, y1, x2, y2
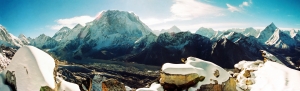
(4, 46, 80, 91)
(158, 57, 230, 91)
(160, 63, 203, 90)
(5, 46, 56, 91)
(185, 57, 231, 90)
(233, 60, 263, 90)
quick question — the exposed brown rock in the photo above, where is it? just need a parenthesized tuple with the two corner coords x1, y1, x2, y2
(40, 86, 55, 91)
(214, 70, 220, 78)
(198, 77, 237, 91)
(245, 79, 253, 85)
(160, 72, 202, 91)
(102, 79, 126, 91)
(243, 70, 251, 78)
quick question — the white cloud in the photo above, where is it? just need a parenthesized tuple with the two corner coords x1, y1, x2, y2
(171, 0, 224, 20)
(51, 16, 94, 30)
(141, 18, 166, 26)
(227, 4, 240, 12)
(239, 2, 249, 7)
(142, 0, 225, 26)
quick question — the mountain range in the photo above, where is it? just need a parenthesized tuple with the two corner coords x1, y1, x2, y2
(1, 10, 300, 69)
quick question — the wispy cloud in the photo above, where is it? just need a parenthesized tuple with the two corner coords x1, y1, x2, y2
(51, 15, 94, 30)
(227, 0, 252, 12)
(227, 4, 240, 12)
(171, 0, 224, 20)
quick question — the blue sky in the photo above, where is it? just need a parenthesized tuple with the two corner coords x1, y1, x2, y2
(0, 0, 299, 38)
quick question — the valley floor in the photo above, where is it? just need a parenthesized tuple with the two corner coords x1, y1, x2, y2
(58, 58, 161, 88)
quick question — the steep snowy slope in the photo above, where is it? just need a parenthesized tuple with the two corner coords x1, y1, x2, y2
(258, 23, 278, 43)
(251, 61, 300, 91)
(257, 23, 297, 49)
(30, 34, 58, 49)
(80, 10, 151, 49)
(218, 31, 265, 57)
(195, 27, 215, 38)
(52, 27, 71, 41)
(266, 29, 296, 48)
(0, 25, 23, 47)
(49, 10, 153, 60)
(18, 34, 30, 45)
(9, 33, 24, 47)
(60, 24, 84, 43)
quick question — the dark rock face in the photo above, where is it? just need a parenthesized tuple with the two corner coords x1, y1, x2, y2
(127, 32, 212, 66)
(57, 68, 92, 91)
(210, 38, 253, 68)
(5, 70, 16, 91)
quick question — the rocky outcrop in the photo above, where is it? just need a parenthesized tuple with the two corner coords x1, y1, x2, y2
(102, 79, 126, 91)
(57, 68, 92, 91)
(5, 70, 16, 91)
(199, 77, 237, 91)
(160, 72, 203, 90)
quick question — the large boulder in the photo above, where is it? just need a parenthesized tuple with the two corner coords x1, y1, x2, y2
(160, 63, 205, 90)
(160, 72, 203, 90)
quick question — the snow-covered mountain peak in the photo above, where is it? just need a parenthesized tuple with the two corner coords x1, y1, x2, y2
(168, 26, 181, 32)
(53, 27, 71, 41)
(18, 34, 26, 38)
(258, 23, 280, 44)
(57, 27, 71, 33)
(18, 34, 30, 45)
(289, 29, 297, 38)
(160, 26, 181, 34)
(195, 27, 215, 38)
(88, 10, 151, 38)
(266, 22, 278, 31)
(72, 24, 83, 29)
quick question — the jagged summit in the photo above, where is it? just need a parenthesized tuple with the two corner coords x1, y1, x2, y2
(94, 10, 141, 23)
(160, 26, 181, 34)
(169, 25, 181, 32)
(266, 22, 278, 31)
(72, 24, 83, 29)
(58, 27, 71, 32)
(18, 34, 26, 38)
(53, 27, 71, 41)
(87, 10, 151, 38)
(18, 34, 30, 45)
(258, 23, 279, 43)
